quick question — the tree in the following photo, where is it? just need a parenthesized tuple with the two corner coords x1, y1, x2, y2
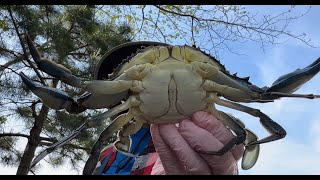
(98, 5, 316, 57)
(0, 5, 132, 175)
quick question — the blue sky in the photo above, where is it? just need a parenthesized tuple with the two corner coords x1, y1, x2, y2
(223, 5, 320, 175)
(1, 5, 320, 175)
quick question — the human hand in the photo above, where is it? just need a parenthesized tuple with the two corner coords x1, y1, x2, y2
(150, 111, 244, 175)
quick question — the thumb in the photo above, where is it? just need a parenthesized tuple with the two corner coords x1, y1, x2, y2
(150, 124, 186, 174)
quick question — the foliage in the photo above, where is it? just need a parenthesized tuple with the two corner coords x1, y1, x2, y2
(0, 5, 131, 174)
(97, 5, 315, 57)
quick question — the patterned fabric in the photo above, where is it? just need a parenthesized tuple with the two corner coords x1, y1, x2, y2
(130, 152, 158, 175)
(94, 127, 158, 175)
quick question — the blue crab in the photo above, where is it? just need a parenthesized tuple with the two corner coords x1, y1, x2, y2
(20, 34, 320, 174)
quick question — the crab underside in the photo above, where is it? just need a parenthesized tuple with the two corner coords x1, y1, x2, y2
(20, 34, 320, 174)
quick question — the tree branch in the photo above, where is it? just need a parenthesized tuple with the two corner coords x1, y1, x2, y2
(0, 132, 90, 152)
(0, 132, 55, 142)
(7, 5, 46, 85)
(39, 141, 90, 151)
(0, 47, 22, 57)
(153, 5, 316, 48)
(0, 55, 25, 72)
(0, 64, 21, 77)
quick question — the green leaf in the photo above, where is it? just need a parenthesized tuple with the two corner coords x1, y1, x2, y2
(0, 20, 9, 31)
(125, 15, 133, 23)
(0, 116, 6, 124)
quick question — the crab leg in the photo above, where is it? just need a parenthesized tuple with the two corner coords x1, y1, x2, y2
(30, 123, 87, 169)
(29, 97, 135, 170)
(83, 97, 141, 175)
(202, 79, 261, 102)
(83, 79, 133, 94)
(26, 34, 81, 87)
(225, 116, 260, 170)
(20, 72, 130, 113)
(199, 106, 246, 155)
(200, 92, 246, 154)
(200, 100, 260, 170)
(213, 97, 286, 145)
(203, 80, 286, 145)
(192, 61, 258, 94)
(83, 114, 132, 175)
(260, 91, 320, 100)
(82, 64, 151, 95)
(114, 120, 144, 156)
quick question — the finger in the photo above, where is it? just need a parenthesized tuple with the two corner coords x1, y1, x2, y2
(158, 124, 211, 174)
(178, 119, 237, 175)
(231, 144, 245, 161)
(178, 119, 225, 153)
(192, 111, 234, 145)
(192, 111, 244, 160)
(150, 124, 185, 174)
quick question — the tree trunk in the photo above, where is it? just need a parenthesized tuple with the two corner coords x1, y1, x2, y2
(16, 105, 49, 175)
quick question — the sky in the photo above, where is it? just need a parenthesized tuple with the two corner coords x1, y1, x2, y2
(221, 5, 320, 175)
(1, 5, 320, 175)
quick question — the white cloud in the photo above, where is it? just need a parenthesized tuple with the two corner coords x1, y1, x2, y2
(310, 118, 320, 153)
(256, 46, 290, 86)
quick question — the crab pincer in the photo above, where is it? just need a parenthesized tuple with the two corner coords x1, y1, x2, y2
(26, 34, 81, 87)
(266, 57, 320, 95)
(20, 71, 78, 111)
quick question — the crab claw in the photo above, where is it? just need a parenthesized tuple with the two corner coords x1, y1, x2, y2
(267, 57, 320, 93)
(20, 72, 80, 112)
(26, 34, 81, 87)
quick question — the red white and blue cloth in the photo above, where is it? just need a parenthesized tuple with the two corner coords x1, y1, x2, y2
(94, 127, 159, 175)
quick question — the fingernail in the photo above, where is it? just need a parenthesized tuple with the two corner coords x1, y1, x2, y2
(193, 111, 208, 120)
(179, 120, 187, 128)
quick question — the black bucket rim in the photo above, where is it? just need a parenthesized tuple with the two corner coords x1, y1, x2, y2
(94, 41, 170, 80)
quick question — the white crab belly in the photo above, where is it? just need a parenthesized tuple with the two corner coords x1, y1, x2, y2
(138, 61, 207, 124)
